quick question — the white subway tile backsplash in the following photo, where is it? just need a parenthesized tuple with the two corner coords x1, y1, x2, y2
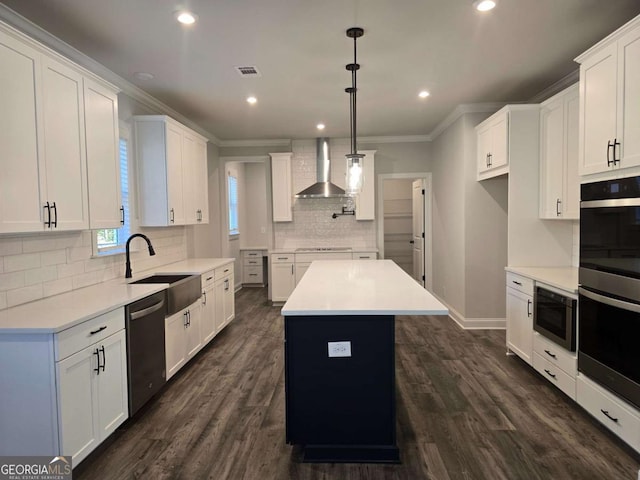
(0, 271, 25, 292)
(57, 261, 85, 279)
(66, 246, 93, 263)
(0, 239, 22, 256)
(24, 266, 58, 286)
(7, 284, 43, 308)
(0, 292, 6, 310)
(42, 277, 73, 298)
(72, 271, 101, 290)
(4, 253, 41, 273)
(41, 250, 67, 266)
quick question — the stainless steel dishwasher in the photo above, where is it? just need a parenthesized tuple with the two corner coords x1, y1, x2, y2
(125, 291, 167, 416)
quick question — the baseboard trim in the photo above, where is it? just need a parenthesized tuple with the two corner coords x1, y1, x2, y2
(432, 294, 506, 330)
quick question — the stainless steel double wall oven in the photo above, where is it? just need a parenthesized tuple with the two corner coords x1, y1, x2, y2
(579, 175, 640, 408)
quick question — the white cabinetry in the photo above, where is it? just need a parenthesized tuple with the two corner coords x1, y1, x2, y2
(476, 110, 509, 180)
(271, 253, 295, 302)
(165, 299, 201, 380)
(84, 77, 121, 229)
(539, 84, 580, 219)
(576, 16, 640, 179)
(0, 308, 128, 464)
(201, 269, 216, 344)
(532, 332, 577, 400)
(215, 264, 235, 332)
(270, 153, 293, 222)
(352, 251, 377, 260)
(135, 115, 209, 226)
(505, 272, 534, 365)
(242, 250, 266, 285)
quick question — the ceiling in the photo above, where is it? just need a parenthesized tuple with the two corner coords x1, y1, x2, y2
(2, 0, 640, 142)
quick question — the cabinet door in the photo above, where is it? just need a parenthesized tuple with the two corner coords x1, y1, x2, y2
(201, 285, 216, 344)
(580, 42, 618, 175)
(506, 288, 533, 365)
(563, 92, 580, 219)
(0, 30, 44, 233)
(41, 57, 88, 231)
(295, 263, 310, 286)
(95, 330, 128, 440)
(84, 78, 121, 229)
(490, 114, 509, 170)
(617, 27, 640, 170)
(194, 137, 209, 223)
(271, 153, 292, 222)
(57, 345, 99, 463)
(539, 98, 565, 218)
(214, 277, 225, 333)
(166, 122, 185, 225)
(185, 303, 202, 359)
(476, 124, 492, 175)
(222, 274, 235, 328)
(272, 262, 295, 301)
(182, 132, 198, 224)
(165, 309, 187, 380)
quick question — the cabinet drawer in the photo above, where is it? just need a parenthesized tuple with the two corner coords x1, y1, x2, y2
(353, 252, 376, 260)
(202, 269, 216, 289)
(533, 333, 576, 376)
(244, 257, 262, 267)
(56, 307, 124, 361)
(272, 253, 294, 263)
(295, 252, 352, 262)
(214, 264, 233, 280)
(506, 272, 534, 296)
(244, 266, 263, 283)
(577, 374, 640, 452)
(242, 250, 263, 260)
(533, 352, 576, 400)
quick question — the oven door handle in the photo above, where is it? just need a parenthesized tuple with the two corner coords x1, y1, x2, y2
(579, 287, 640, 314)
(581, 198, 640, 208)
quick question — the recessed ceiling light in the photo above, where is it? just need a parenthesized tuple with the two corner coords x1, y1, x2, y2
(473, 0, 497, 12)
(134, 72, 154, 81)
(175, 11, 197, 25)
(418, 90, 430, 99)
(317, 123, 325, 130)
(247, 96, 257, 104)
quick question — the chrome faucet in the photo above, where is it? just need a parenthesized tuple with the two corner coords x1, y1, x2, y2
(125, 233, 156, 278)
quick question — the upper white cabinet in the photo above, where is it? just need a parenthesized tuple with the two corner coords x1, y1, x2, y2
(84, 78, 121, 229)
(539, 84, 580, 219)
(270, 152, 293, 222)
(0, 21, 120, 234)
(576, 16, 640, 179)
(476, 110, 509, 180)
(134, 115, 209, 226)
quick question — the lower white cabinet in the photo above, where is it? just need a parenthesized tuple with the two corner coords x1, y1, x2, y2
(505, 273, 534, 365)
(271, 254, 295, 302)
(214, 266, 235, 332)
(201, 269, 216, 344)
(0, 308, 128, 464)
(165, 299, 201, 380)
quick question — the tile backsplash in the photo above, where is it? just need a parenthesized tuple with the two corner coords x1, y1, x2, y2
(273, 139, 377, 249)
(0, 227, 187, 310)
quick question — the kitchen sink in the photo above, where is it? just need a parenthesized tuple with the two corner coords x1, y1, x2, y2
(130, 273, 201, 315)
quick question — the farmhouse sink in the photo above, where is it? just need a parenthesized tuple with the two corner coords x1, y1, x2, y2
(130, 273, 201, 315)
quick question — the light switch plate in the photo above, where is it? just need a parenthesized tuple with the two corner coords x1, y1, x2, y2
(328, 341, 351, 357)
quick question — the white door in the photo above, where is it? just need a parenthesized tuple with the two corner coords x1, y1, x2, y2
(617, 27, 640, 170)
(165, 309, 187, 380)
(412, 179, 424, 287)
(222, 274, 235, 327)
(182, 132, 198, 224)
(96, 330, 128, 439)
(185, 302, 202, 359)
(166, 122, 185, 225)
(201, 285, 216, 344)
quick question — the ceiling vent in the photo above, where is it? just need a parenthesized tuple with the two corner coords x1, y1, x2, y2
(235, 66, 261, 77)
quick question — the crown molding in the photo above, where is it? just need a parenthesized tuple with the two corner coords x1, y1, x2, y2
(219, 139, 292, 148)
(0, 4, 221, 146)
(428, 103, 506, 141)
(527, 70, 579, 103)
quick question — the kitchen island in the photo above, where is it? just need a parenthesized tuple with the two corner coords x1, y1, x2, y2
(282, 259, 448, 463)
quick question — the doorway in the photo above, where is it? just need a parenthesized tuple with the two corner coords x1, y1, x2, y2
(377, 173, 432, 291)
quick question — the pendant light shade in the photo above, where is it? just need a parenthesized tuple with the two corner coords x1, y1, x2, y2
(345, 27, 365, 196)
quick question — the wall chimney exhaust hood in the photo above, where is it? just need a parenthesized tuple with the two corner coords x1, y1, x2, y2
(295, 138, 346, 198)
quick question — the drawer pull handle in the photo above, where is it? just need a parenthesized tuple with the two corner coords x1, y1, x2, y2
(206, 276, 213, 281)
(544, 369, 556, 379)
(278, 257, 288, 260)
(224, 269, 229, 273)
(544, 349, 556, 359)
(90, 326, 107, 335)
(512, 280, 522, 286)
(601, 409, 619, 423)
(249, 274, 257, 276)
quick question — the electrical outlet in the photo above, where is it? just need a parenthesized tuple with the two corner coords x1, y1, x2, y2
(328, 341, 351, 358)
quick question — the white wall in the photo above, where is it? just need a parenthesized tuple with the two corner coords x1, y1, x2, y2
(242, 162, 270, 248)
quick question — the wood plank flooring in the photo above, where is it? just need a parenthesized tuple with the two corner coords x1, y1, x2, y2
(75, 287, 640, 479)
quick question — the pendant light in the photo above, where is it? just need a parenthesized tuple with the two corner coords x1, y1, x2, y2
(345, 27, 364, 196)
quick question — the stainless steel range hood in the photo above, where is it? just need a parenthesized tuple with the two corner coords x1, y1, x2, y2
(295, 138, 346, 198)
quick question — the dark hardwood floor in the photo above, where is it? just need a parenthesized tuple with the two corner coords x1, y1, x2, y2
(75, 287, 640, 479)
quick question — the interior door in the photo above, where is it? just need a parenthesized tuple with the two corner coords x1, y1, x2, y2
(412, 179, 424, 287)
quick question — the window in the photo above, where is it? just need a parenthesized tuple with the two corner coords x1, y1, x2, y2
(228, 172, 239, 236)
(94, 135, 132, 255)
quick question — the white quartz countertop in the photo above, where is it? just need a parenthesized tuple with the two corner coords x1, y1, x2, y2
(0, 257, 234, 334)
(282, 260, 449, 316)
(505, 266, 579, 293)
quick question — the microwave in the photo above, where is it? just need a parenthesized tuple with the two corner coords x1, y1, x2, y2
(534, 286, 577, 352)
